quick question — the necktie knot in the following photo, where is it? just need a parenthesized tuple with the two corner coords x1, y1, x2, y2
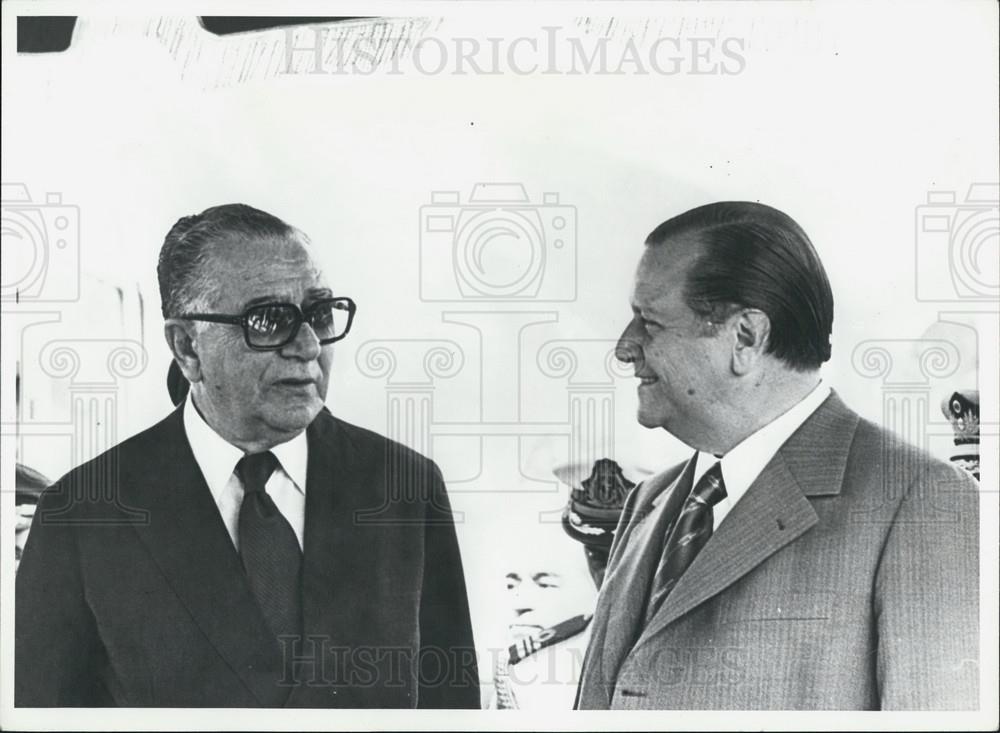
(691, 462, 727, 507)
(235, 451, 278, 495)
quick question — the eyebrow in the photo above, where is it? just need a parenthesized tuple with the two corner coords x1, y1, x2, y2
(632, 304, 657, 320)
(241, 288, 333, 310)
(531, 572, 560, 582)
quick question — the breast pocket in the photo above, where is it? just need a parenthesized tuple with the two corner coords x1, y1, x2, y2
(720, 590, 837, 625)
(753, 591, 835, 622)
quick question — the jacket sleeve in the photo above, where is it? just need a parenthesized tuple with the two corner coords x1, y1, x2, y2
(416, 462, 481, 709)
(15, 485, 111, 706)
(873, 461, 980, 710)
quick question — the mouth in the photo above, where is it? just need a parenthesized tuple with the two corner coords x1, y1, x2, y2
(274, 377, 316, 389)
(508, 622, 546, 640)
(637, 374, 659, 386)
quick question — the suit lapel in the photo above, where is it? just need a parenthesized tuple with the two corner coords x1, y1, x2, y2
(634, 391, 861, 648)
(297, 410, 351, 651)
(285, 409, 376, 706)
(636, 454, 819, 646)
(583, 459, 693, 701)
(128, 407, 288, 706)
(779, 390, 860, 498)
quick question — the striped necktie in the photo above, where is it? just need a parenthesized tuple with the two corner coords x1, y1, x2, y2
(644, 461, 727, 625)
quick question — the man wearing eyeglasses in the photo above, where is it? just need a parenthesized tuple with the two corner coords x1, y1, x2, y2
(15, 204, 480, 709)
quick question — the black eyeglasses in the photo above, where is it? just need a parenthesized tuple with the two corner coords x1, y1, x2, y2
(180, 297, 357, 351)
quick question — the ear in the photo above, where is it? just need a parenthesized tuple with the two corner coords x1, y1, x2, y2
(730, 309, 771, 376)
(164, 319, 204, 383)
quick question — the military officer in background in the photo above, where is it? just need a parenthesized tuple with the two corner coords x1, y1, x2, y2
(942, 389, 979, 481)
(493, 458, 639, 709)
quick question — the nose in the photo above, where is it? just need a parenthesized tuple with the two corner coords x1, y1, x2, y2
(615, 318, 641, 365)
(509, 581, 535, 617)
(281, 320, 322, 360)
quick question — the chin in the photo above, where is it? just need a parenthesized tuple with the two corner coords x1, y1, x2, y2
(269, 402, 323, 434)
(636, 407, 666, 430)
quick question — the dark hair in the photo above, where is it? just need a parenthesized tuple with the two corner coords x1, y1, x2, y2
(156, 203, 299, 318)
(645, 201, 833, 371)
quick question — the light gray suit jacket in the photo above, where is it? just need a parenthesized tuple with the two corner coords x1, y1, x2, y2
(576, 392, 979, 710)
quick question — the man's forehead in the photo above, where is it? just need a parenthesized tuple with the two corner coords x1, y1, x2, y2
(632, 244, 696, 303)
(211, 235, 322, 275)
(206, 234, 328, 303)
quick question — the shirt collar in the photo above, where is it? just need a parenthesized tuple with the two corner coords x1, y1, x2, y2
(183, 395, 309, 501)
(692, 380, 831, 508)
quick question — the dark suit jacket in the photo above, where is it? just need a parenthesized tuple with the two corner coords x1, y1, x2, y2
(16, 405, 480, 708)
(576, 391, 979, 710)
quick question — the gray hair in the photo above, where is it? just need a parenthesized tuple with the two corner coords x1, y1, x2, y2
(157, 203, 305, 319)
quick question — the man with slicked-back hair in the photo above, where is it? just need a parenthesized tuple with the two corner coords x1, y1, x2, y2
(576, 202, 979, 710)
(16, 204, 479, 708)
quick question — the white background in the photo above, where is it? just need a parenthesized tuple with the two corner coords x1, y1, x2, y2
(2, 2, 998, 729)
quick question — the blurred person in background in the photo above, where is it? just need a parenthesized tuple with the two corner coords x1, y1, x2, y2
(493, 458, 636, 709)
(14, 463, 50, 574)
(942, 390, 979, 482)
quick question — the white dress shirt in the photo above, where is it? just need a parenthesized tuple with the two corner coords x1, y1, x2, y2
(691, 381, 831, 532)
(183, 395, 308, 550)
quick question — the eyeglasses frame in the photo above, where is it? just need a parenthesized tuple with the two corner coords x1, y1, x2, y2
(179, 296, 357, 351)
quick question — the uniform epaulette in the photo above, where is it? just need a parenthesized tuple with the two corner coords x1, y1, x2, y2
(508, 613, 593, 665)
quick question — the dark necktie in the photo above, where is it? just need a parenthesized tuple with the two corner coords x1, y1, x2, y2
(644, 461, 727, 625)
(236, 452, 303, 648)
